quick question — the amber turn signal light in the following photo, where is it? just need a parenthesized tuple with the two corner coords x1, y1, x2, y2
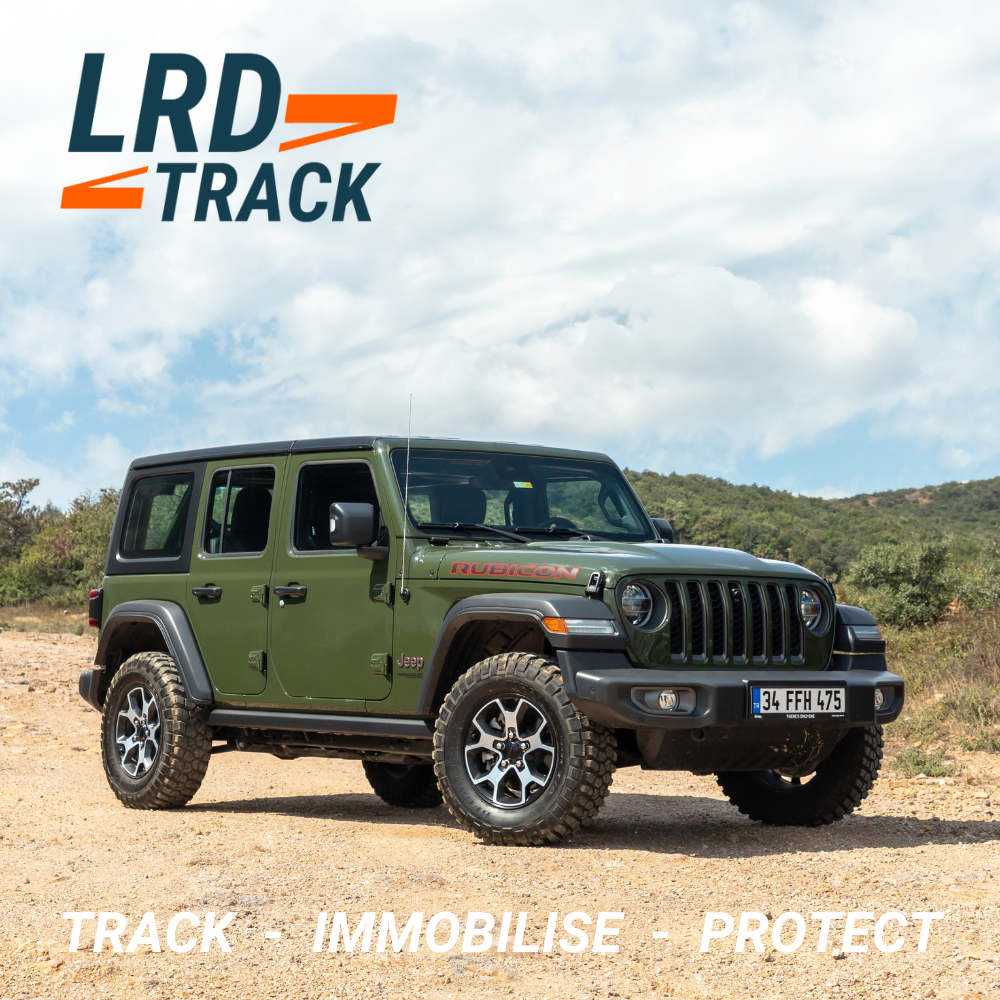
(541, 617, 619, 636)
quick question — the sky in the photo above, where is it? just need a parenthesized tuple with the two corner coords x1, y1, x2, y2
(3, 1, 1000, 507)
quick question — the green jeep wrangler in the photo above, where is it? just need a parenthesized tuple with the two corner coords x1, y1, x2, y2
(79, 437, 902, 846)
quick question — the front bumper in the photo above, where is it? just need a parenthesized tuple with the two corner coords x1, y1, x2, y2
(557, 651, 903, 730)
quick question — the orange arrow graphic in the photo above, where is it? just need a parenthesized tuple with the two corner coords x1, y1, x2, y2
(61, 166, 148, 209)
(278, 94, 397, 152)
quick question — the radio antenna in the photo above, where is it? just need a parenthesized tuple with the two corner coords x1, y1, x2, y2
(400, 394, 412, 604)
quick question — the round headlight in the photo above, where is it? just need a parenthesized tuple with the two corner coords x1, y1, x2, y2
(621, 583, 653, 628)
(800, 588, 823, 630)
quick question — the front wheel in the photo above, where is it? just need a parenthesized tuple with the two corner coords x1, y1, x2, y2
(715, 725, 884, 826)
(101, 651, 212, 809)
(433, 652, 616, 846)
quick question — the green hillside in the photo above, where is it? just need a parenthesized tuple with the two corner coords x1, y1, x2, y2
(625, 470, 1000, 580)
(3, 470, 1000, 602)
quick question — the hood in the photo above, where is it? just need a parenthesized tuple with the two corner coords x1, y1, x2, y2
(411, 539, 824, 585)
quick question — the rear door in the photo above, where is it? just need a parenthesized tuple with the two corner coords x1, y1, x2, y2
(186, 459, 285, 697)
(267, 454, 393, 701)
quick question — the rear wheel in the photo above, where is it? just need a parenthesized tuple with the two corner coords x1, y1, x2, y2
(101, 652, 212, 809)
(433, 652, 616, 846)
(362, 761, 442, 808)
(715, 725, 883, 826)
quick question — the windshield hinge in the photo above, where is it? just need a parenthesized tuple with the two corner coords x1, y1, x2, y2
(585, 570, 605, 599)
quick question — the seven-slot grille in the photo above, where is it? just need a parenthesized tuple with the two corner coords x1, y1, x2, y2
(659, 579, 806, 665)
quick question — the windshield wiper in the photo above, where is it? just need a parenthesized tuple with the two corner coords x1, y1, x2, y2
(418, 522, 531, 544)
(515, 526, 595, 540)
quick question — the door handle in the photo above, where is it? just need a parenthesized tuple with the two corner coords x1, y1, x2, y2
(192, 586, 222, 598)
(273, 585, 307, 598)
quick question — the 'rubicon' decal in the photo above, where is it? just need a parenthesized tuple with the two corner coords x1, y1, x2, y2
(449, 563, 580, 580)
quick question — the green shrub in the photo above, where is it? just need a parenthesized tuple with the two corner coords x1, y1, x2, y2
(0, 563, 45, 604)
(880, 608, 1000, 752)
(843, 537, 956, 627)
(941, 685, 1000, 730)
(889, 704, 946, 744)
(890, 748, 955, 777)
(0, 487, 119, 606)
(957, 525, 1000, 610)
(959, 731, 1000, 752)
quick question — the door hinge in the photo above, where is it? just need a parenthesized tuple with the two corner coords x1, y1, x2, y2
(249, 650, 266, 673)
(372, 582, 394, 605)
(370, 653, 390, 677)
(250, 584, 268, 606)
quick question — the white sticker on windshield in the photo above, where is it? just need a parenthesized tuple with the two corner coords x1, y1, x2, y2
(513, 481, 533, 488)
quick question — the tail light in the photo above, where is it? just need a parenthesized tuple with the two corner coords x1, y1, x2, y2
(88, 588, 103, 629)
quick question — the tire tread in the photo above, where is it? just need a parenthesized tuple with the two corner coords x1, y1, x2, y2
(433, 652, 616, 846)
(715, 725, 884, 826)
(363, 761, 443, 808)
(101, 651, 211, 810)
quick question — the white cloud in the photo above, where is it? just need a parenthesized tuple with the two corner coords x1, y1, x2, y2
(83, 434, 132, 491)
(2, 0, 1000, 498)
(796, 487, 852, 500)
(0, 447, 82, 506)
(180, 263, 926, 469)
(43, 411, 75, 432)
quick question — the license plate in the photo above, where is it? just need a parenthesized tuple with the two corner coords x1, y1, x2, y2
(751, 686, 845, 718)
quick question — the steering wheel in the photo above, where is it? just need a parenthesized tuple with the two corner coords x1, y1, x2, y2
(540, 516, 578, 530)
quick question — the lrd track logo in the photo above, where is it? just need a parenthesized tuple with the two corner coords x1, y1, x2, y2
(62, 54, 396, 222)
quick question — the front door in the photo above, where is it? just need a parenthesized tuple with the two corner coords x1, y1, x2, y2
(268, 456, 393, 701)
(186, 460, 284, 697)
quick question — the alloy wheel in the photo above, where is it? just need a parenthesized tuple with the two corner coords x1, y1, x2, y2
(463, 695, 556, 809)
(115, 684, 161, 778)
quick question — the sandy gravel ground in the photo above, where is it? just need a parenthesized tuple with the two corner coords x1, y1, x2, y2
(2, 631, 1000, 1000)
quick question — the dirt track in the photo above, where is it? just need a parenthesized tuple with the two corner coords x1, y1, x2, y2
(2, 630, 1000, 1000)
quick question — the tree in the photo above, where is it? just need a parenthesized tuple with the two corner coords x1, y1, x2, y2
(0, 479, 43, 565)
(843, 537, 955, 627)
(0, 487, 120, 605)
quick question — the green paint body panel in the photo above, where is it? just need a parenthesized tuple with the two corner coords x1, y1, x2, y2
(101, 573, 189, 613)
(184, 456, 287, 698)
(101, 436, 837, 718)
(267, 452, 393, 703)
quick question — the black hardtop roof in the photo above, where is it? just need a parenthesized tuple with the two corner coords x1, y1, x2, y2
(130, 436, 614, 470)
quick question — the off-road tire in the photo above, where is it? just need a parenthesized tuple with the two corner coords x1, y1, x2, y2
(715, 724, 884, 826)
(101, 651, 212, 809)
(363, 761, 443, 808)
(433, 652, 616, 846)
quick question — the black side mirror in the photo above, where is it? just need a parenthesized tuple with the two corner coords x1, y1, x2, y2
(329, 502, 389, 561)
(651, 517, 674, 543)
(330, 503, 377, 546)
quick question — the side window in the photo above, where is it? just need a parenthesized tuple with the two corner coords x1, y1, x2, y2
(205, 472, 228, 553)
(120, 473, 195, 560)
(203, 466, 276, 555)
(294, 463, 380, 552)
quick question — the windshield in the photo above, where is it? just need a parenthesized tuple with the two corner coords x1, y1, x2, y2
(390, 449, 655, 543)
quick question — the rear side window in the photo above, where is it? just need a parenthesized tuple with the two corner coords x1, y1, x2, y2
(120, 473, 195, 560)
(204, 466, 276, 554)
(294, 462, 380, 551)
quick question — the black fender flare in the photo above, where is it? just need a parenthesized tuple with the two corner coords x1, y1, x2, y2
(831, 603, 887, 671)
(93, 600, 214, 705)
(415, 593, 625, 715)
